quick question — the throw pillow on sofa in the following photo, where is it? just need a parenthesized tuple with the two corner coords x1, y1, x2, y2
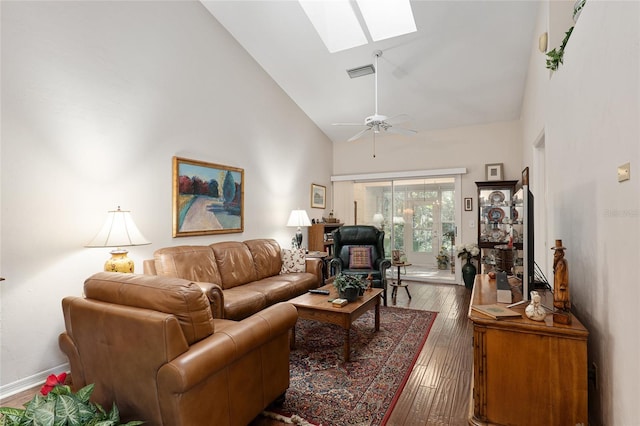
(281, 248, 306, 273)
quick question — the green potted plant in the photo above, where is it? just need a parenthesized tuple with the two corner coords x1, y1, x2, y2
(436, 246, 450, 270)
(0, 372, 144, 426)
(332, 273, 367, 302)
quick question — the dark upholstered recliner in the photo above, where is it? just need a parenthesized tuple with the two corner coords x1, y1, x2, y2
(329, 225, 392, 305)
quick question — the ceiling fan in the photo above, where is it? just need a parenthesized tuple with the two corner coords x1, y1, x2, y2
(333, 50, 417, 144)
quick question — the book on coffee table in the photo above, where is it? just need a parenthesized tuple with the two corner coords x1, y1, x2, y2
(472, 304, 522, 320)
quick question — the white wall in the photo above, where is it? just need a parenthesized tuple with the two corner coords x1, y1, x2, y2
(0, 1, 332, 393)
(332, 120, 523, 249)
(521, 2, 640, 424)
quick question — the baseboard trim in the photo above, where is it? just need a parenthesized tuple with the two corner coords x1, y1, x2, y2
(0, 362, 69, 400)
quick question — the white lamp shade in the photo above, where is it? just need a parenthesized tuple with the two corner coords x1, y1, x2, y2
(287, 209, 312, 228)
(372, 213, 384, 224)
(86, 207, 150, 247)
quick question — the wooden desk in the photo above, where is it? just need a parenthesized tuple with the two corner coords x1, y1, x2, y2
(468, 274, 588, 425)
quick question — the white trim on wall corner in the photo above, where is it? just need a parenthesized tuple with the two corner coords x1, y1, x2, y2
(331, 168, 467, 182)
(0, 362, 69, 400)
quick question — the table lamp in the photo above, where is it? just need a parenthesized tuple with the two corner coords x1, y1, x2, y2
(86, 206, 150, 273)
(287, 209, 311, 249)
(372, 213, 385, 230)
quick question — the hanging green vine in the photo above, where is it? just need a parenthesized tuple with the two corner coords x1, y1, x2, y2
(546, 0, 585, 71)
(546, 26, 574, 71)
(573, 0, 586, 20)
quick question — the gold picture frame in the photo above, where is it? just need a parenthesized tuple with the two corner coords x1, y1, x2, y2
(311, 183, 326, 209)
(172, 156, 244, 237)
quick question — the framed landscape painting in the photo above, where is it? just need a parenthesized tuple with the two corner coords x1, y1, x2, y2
(311, 183, 326, 209)
(173, 156, 244, 237)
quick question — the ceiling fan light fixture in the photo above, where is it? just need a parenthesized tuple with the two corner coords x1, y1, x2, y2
(347, 64, 375, 79)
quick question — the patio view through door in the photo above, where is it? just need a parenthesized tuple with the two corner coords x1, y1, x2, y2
(405, 199, 437, 268)
(354, 177, 456, 283)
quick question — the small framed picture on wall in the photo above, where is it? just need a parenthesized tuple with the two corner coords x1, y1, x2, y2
(485, 163, 504, 181)
(464, 197, 473, 211)
(311, 183, 326, 209)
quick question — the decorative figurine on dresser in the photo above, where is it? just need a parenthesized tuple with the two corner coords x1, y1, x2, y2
(525, 290, 547, 321)
(551, 239, 571, 324)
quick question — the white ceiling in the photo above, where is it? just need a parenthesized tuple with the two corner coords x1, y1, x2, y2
(201, 1, 539, 144)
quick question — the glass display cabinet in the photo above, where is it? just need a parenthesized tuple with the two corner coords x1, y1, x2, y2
(476, 180, 523, 275)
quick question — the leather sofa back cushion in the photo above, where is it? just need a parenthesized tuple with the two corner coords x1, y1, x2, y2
(153, 245, 222, 284)
(245, 239, 283, 279)
(210, 241, 258, 289)
(83, 272, 215, 345)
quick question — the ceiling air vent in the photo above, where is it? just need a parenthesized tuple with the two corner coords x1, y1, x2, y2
(346, 64, 375, 79)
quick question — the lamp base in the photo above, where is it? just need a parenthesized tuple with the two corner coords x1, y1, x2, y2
(104, 249, 135, 273)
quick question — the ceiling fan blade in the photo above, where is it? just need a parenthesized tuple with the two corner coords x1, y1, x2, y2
(386, 126, 417, 136)
(332, 122, 366, 127)
(348, 127, 371, 142)
(385, 114, 412, 125)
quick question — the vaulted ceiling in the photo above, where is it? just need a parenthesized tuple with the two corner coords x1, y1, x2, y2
(201, 1, 539, 144)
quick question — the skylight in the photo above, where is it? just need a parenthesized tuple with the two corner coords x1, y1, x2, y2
(356, 0, 417, 42)
(299, 0, 417, 53)
(299, 1, 368, 53)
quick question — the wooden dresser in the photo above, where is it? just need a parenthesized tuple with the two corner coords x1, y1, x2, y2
(468, 275, 588, 426)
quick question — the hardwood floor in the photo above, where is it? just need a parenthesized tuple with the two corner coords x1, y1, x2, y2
(0, 281, 473, 425)
(385, 281, 473, 426)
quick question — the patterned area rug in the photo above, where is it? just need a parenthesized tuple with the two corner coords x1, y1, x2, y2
(268, 306, 437, 426)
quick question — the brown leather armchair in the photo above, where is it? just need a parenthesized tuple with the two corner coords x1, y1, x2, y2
(59, 272, 297, 426)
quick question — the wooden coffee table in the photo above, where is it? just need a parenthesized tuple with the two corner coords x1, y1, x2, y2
(289, 284, 383, 362)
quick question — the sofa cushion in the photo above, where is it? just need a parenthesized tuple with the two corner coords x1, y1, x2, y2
(349, 246, 373, 269)
(245, 239, 282, 279)
(219, 287, 268, 320)
(243, 273, 317, 305)
(153, 245, 222, 285)
(210, 241, 258, 289)
(83, 272, 215, 345)
(280, 248, 306, 273)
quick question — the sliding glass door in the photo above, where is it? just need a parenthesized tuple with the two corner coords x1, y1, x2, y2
(354, 177, 456, 270)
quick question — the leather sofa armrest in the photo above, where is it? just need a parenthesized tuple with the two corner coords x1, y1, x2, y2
(157, 302, 297, 393)
(143, 259, 157, 275)
(377, 258, 392, 272)
(377, 258, 392, 283)
(305, 257, 323, 287)
(59, 332, 85, 388)
(329, 257, 344, 275)
(194, 282, 224, 319)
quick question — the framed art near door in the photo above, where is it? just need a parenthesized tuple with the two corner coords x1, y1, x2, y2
(464, 197, 473, 211)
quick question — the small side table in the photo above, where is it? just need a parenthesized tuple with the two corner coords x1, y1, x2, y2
(390, 262, 411, 302)
(306, 251, 329, 283)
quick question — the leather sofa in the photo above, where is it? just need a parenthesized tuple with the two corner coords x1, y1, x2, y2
(329, 225, 392, 305)
(59, 272, 298, 426)
(143, 238, 322, 320)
